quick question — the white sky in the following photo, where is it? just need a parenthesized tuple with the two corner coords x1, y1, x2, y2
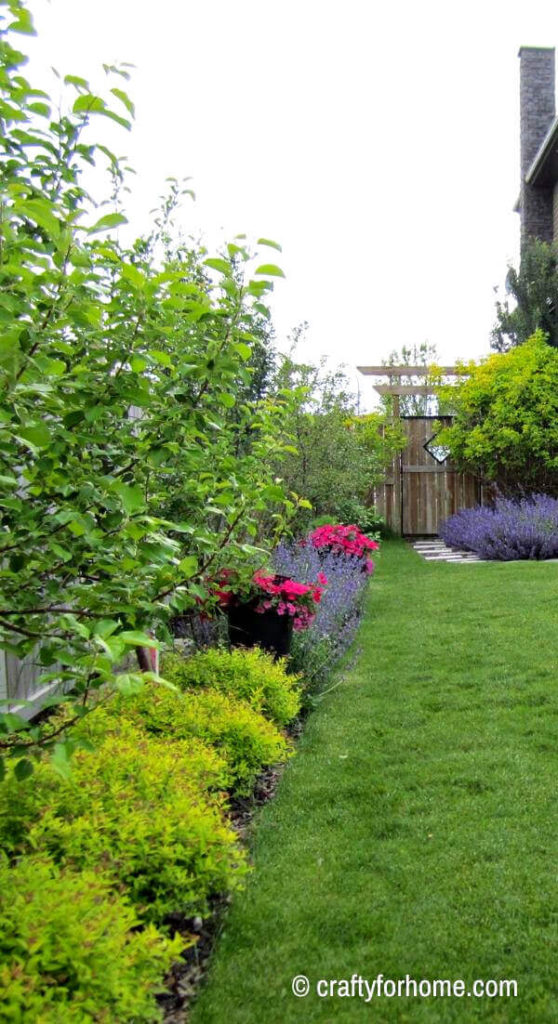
(22, 0, 558, 409)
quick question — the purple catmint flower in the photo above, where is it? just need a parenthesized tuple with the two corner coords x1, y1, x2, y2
(273, 538, 370, 675)
(440, 493, 558, 560)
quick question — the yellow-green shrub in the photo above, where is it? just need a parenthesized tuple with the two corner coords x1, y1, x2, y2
(0, 725, 248, 922)
(0, 854, 184, 1024)
(162, 646, 302, 726)
(116, 687, 291, 797)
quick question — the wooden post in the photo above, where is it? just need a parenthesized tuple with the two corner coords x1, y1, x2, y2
(392, 394, 402, 536)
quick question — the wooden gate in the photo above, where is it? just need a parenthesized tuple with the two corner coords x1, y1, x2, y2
(373, 416, 481, 536)
(357, 364, 482, 537)
(399, 416, 480, 535)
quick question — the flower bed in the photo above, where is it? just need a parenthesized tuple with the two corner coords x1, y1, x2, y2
(275, 524, 379, 686)
(440, 494, 558, 561)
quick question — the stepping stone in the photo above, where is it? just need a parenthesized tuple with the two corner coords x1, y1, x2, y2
(411, 539, 485, 564)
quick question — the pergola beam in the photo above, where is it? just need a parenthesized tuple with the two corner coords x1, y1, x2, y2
(373, 384, 449, 396)
(357, 365, 462, 376)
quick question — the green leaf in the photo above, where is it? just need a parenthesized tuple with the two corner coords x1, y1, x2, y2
(111, 481, 145, 514)
(9, 9, 35, 34)
(257, 237, 282, 252)
(73, 94, 106, 115)
(262, 484, 286, 501)
(88, 212, 127, 234)
(64, 75, 89, 91)
(233, 342, 252, 361)
(14, 759, 34, 781)
(36, 356, 66, 376)
(114, 673, 146, 696)
(51, 742, 73, 779)
(63, 410, 85, 428)
(92, 619, 119, 638)
(17, 423, 51, 448)
(147, 349, 173, 368)
(28, 101, 50, 117)
(119, 631, 160, 648)
(254, 264, 285, 278)
(0, 758, 4, 782)
(111, 87, 135, 117)
(178, 555, 198, 578)
(17, 199, 60, 239)
(121, 263, 146, 288)
(204, 258, 230, 275)
(219, 392, 236, 408)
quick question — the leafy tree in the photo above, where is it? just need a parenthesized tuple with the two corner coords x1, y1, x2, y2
(0, 0, 301, 771)
(382, 341, 440, 415)
(492, 239, 558, 351)
(270, 348, 405, 531)
(436, 331, 558, 494)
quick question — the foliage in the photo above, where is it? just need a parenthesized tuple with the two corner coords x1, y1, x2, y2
(269, 350, 404, 531)
(440, 494, 558, 560)
(0, 1, 301, 765)
(274, 538, 372, 688)
(382, 340, 442, 415)
(0, 719, 247, 921)
(310, 499, 385, 538)
(161, 647, 302, 727)
(114, 687, 292, 797)
(436, 332, 558, 494)
(0, 854, 184, 1024)
(492, 239, 558, 351)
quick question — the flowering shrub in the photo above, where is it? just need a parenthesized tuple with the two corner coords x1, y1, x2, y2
(216, 570, 326, 631)
(440, 494, 558, 560)
(309, 523, 379, 574)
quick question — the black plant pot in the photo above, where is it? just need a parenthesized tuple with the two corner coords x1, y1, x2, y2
(227, 603, 293, 659)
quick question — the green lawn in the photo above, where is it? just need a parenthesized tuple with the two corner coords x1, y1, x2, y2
(191, 541, 558, 1023)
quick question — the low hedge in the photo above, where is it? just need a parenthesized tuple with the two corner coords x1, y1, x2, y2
(0, 854, 184, 1024)
(0, 722, 248, 923)
(116, 686, 292, 797)
(161, 646, 302, 726)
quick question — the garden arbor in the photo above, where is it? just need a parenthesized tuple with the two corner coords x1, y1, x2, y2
(357, 365, 481, 536)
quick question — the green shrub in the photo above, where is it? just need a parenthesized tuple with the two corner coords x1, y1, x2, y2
(0, 726, 248, 922)
(117, 687, 291, 797)
(162, 646, 302, 726)
(70, 703, 232, 792)
(0, 854, 184, 1024)
(437, 330, 558, 493)
(310, 500, 384, 538)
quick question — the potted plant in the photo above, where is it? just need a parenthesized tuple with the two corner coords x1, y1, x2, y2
(216, 570, 327, 658)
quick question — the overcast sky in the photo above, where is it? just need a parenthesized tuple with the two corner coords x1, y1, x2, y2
(23, 0, 558, 408)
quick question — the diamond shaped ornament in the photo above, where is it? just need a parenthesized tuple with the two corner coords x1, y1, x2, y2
(424, 433, 450, 464)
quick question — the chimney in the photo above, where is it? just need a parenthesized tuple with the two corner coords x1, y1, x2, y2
(518, 46, 555, 247)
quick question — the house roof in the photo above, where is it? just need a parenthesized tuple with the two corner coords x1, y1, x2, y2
(526, 115, 558, 187)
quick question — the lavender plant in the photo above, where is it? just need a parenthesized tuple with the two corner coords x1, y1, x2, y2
(274, 541, 370, 687)
(440, 494, 558, 561)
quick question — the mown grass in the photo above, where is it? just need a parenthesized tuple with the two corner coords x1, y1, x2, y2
(191, 541, 558, 1023)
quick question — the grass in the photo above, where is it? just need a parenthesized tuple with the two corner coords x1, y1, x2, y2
(191, 541, 558, 1023)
